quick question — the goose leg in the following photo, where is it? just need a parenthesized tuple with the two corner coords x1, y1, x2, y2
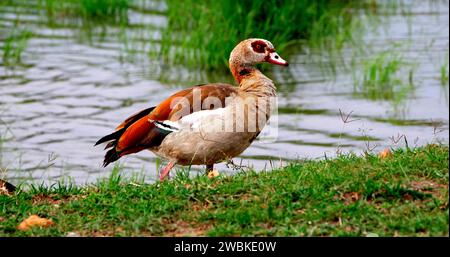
(159, 161, 175, 182)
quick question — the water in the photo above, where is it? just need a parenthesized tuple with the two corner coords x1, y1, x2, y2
(0, 0, 448, 185)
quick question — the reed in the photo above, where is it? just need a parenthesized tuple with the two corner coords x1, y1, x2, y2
(37, 0, 129, 24)
(160, 0, 361, 70)
(353, 52, 414, 104)
(1, 30, 32, 66)
(440, 59, 449, 86)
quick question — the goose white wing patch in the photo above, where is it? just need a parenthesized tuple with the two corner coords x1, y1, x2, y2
(179, 108, 226, 129)
(152, 120, 180, 132)
(149, 107, 226, 132)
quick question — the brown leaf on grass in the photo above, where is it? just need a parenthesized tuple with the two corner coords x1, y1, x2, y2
(402, 194, 414, 201)
(409, 180, 448, 202)
(344, 226, 353, 232)
(378, 148, 393, 159)
(338, 192, 361, 205)
(32, 194, 61, 205)
(191, 201, 211, 211)
(410, 180, 447, 192)
(17, 215, 54, 231)
(164, 220, 211, 237)
(0, 179, 16, 196)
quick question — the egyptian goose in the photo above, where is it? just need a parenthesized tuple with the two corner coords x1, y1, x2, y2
(95, 38, 288, 181)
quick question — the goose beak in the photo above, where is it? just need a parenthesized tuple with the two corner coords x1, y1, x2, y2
(266, 52, 289, 67)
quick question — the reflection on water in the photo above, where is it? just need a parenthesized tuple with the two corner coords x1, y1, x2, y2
(0, 0, 448, 184)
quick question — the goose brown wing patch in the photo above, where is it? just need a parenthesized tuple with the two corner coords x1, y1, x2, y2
(94, 106, 155, 147)
(166, 83, 238, 121)
(116, 106, 156, 131)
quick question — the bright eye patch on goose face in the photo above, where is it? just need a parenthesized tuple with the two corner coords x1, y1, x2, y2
(251, 40, 267, 53)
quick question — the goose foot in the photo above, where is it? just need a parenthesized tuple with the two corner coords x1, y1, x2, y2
(206, 164, 220, 178)
(159, 161, 175, 182)
(206, 164, 214, 173)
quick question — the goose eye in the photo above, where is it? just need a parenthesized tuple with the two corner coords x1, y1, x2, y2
(251, 40, 267, 53)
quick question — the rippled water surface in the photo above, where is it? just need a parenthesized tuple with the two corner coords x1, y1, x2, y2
(0, 0, 448, 184)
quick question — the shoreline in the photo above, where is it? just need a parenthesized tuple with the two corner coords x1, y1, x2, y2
(0, 144, 448, 236)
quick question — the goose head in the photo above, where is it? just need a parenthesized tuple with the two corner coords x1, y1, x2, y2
(229, 38, 289, 68)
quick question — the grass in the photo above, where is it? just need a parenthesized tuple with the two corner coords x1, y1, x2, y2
(0, 0, 411, 72)
(440, 60, 449, 86)
(352, 51, 415, 104)
(37, 0, 129, 24)
(0, 144, 448, 236)
(0, 132, 5, 176)
(0, 0, 129, 65)
(1, 30, 32, 66)
(159, 0, 365, 70)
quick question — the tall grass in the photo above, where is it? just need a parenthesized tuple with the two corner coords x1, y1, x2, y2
(353, 52, 414, 104)
(0, 123, 7, 178)
(440, 58, 449, 86)
(1, 30, 32, 66)
(0, 132, 4, 173)
(160, 0, 362, 70)
(37, 0, 129, 24)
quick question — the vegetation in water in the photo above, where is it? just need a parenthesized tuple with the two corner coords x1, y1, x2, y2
(160, 0, 368, 70)
(0, 145, 447, 236)
(0, 0, 411, 72)
(0, 0, 130, 65)
(0, 133, 4, 174)
(1, 30, 32, 66)
(440, 58, 449, 86)
(37, 0, 129, 24)
(352, 51, 415, 105)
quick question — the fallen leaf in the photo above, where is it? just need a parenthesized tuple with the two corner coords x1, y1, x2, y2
(17, 215, 54, 231)
(403, 194, 413, 201)
(207, 170, 220, 179)
(378, 148, 392, 159)
(0, 179, 16, 196)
